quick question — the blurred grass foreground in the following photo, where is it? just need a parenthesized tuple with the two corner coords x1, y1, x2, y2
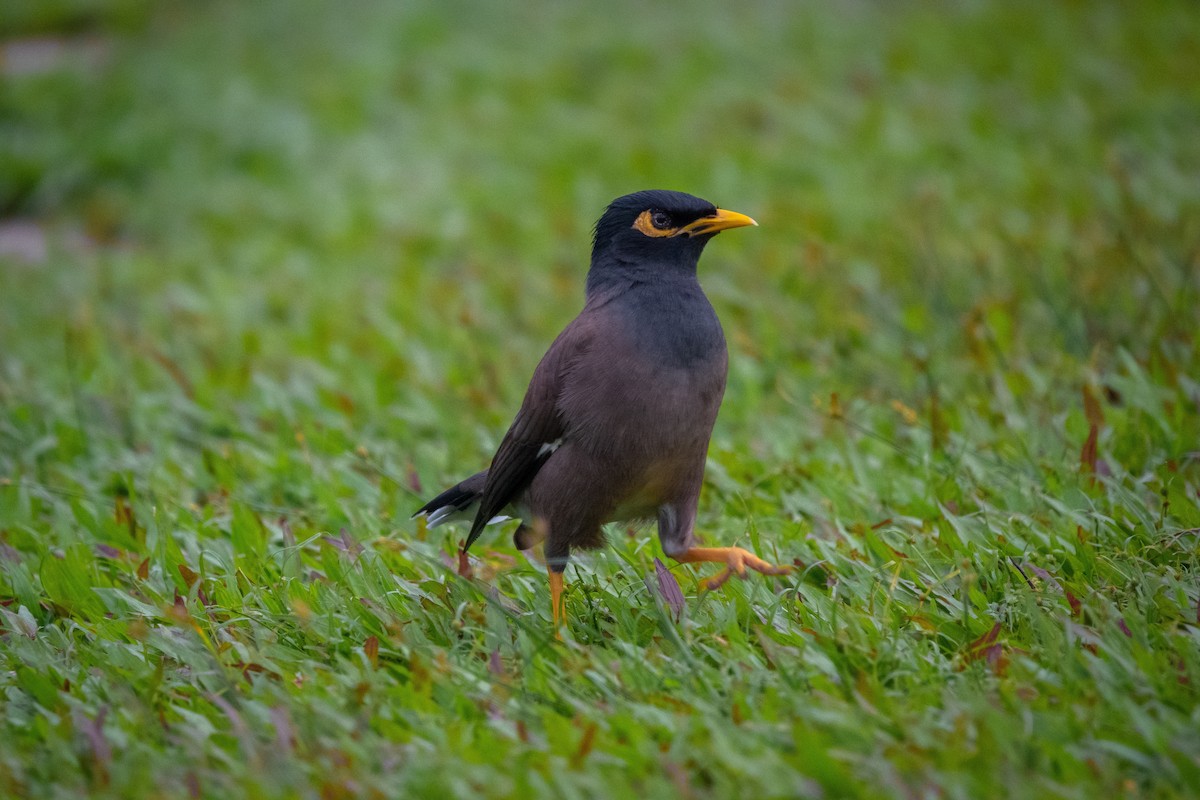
(2, 1, 1199, 798)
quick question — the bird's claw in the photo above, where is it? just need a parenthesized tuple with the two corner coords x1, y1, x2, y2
(698, 547, 792, 590)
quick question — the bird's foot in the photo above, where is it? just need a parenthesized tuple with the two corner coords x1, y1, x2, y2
(674, 546, 791, 590)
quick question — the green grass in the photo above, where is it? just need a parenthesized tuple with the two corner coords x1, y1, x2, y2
(2, 1, 1199, 797)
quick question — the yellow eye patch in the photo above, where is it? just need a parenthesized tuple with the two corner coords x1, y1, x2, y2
(632, 210, 679, 238)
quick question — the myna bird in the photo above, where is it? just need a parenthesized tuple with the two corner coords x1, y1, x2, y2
(415, 190, 791, 629)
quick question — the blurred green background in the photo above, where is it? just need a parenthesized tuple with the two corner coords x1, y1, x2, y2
(1, 1, 1198, 798)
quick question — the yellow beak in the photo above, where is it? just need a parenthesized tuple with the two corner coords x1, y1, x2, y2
(679, 208, 758, 237)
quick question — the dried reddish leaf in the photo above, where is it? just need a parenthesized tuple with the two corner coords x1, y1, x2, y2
(962, 622, 1009, 675)
(165, 593, 190, 625)
(178, 564, 199, 588)
(1066, 590, 1082, 617)
(570, 722, 598, 769)
(136, 557, 149, 580)
(114, 497, 133, 526)
(457, 545, 474, 578)
(965, 622, 1002, 660)
(1117, 618, 1133, 637)
(986, 643, 1010, 676)
(1081, 424, 1099, 475)
(363, 635, 379, 668)
(1082, 384, 1105, 428)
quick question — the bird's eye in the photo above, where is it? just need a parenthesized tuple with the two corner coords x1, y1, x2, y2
(650, 211, 672, 230)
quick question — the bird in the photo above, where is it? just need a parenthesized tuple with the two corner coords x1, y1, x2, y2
(415, 190, 791, 630)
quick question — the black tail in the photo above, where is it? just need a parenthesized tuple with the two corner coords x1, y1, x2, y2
(412, 470, 488, 527)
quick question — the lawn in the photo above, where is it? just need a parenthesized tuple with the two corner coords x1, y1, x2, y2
(1, 1, 1199, 797)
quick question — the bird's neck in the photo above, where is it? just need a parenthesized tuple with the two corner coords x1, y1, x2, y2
(585, 252, 702, 298)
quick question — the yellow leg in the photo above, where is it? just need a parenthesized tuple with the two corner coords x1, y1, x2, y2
(548, 568, 566, 637)
(675, 546, 792, 590)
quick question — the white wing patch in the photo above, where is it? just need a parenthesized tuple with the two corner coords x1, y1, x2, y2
(537, 438, 564, 458)
(425, 505, 461, 528)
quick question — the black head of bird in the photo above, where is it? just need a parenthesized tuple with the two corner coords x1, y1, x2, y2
(587, 189, 758, 294)
(416, 189, 790, 634)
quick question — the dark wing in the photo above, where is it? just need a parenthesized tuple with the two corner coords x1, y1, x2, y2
(463, 317, 592, 549)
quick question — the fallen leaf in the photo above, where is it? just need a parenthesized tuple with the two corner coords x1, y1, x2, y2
(1082, 384, 1105, 428)
(1066, 590, 1082, 617)
(967, 621, 1001, 654)
(570, 722, 598, 769)
(363, 635, 379, 668)
(962, 622, 1008, 675)
(653, 558, 685, 621)
(178, 564, 199, 588)
(1080, 423, 1099, 476)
